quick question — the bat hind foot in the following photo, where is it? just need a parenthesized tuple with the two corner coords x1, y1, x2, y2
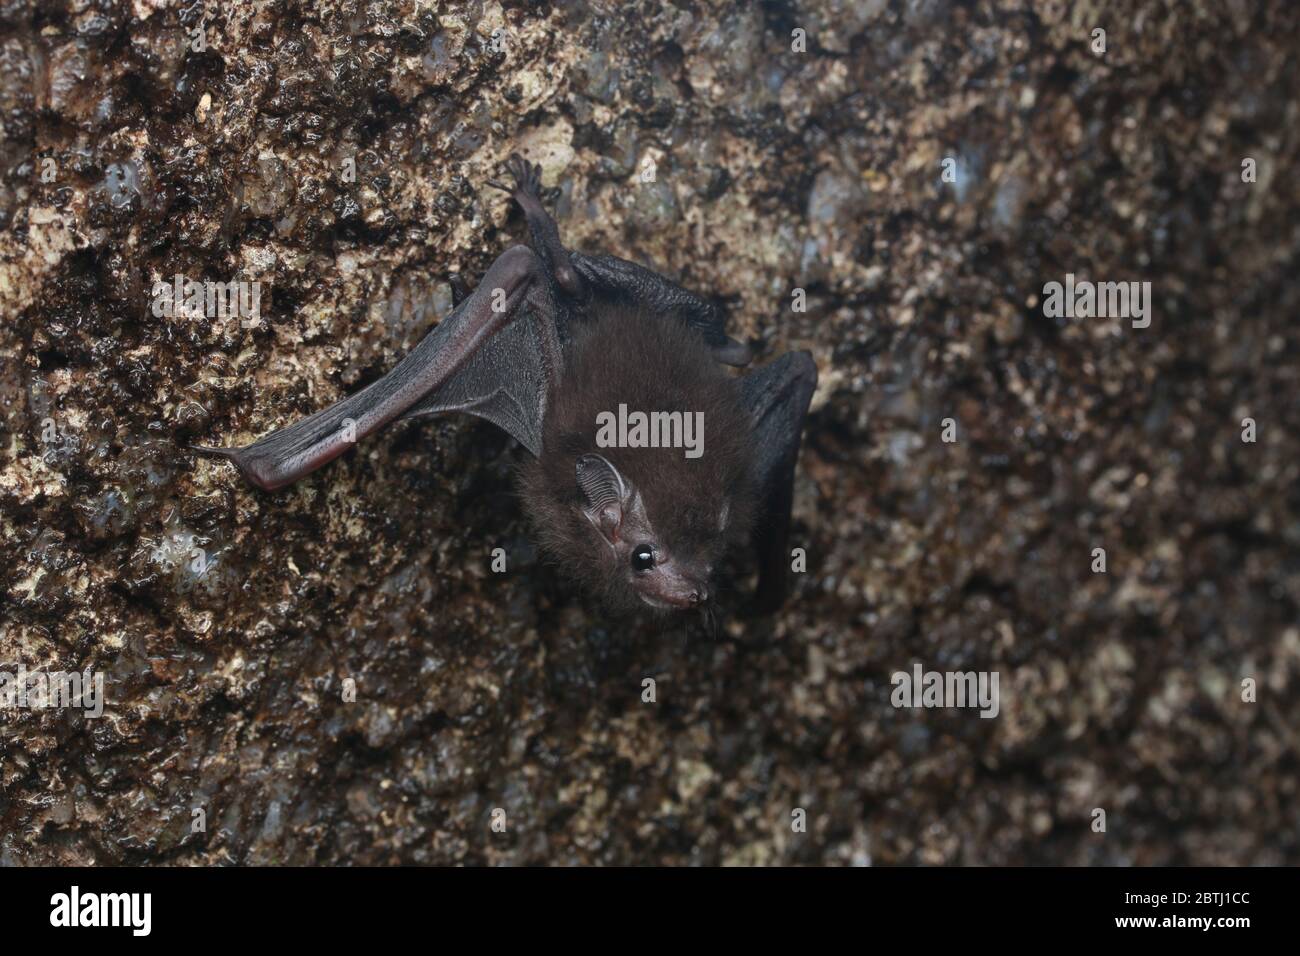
(492, 154, 586, 299)
(487, 153, 545, 204)
(503, 152, 545, 202)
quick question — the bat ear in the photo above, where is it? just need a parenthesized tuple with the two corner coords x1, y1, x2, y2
(575, 453, 629, 544)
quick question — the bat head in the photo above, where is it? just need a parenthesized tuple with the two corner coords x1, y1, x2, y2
(574, 453, 713, 610)
(517, 306, 756, 616)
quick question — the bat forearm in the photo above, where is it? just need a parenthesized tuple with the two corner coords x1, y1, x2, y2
(195, 246, 546, 491)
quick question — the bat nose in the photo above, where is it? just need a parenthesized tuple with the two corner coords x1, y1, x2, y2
(641, 580, 709, 610)
(637, 560, 710, 610)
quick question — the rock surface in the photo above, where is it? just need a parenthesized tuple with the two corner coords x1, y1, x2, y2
(1, 0, 1297, 865)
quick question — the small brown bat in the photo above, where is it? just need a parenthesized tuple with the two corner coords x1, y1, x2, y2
(194, 155, 816, 615)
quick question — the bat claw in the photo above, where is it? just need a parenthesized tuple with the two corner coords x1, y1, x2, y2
(499, 152, 545, 204)
(189, 443, 238, 459)
(447, 273, 471, 307)
(190, 443, 285, 491)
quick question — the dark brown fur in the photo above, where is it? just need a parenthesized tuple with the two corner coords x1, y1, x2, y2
(517, 306, 756, 613)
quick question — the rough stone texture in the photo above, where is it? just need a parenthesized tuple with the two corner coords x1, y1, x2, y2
(1, 0, 1297, 865)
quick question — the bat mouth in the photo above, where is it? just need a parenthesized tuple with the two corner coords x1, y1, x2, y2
(637, 586, 708, 611)
(638, 594, 681, 611)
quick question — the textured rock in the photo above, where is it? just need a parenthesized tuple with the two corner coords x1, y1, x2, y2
(0, 0, 1297, 865)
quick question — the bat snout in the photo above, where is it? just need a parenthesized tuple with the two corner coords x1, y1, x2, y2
(635, 566, 710, 611)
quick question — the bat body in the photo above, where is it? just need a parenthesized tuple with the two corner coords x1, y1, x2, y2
(195, 156, 816, 614)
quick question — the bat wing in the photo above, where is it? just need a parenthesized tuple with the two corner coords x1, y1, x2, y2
(740, 351, 818, 612)
(569, 252, 753, 366)
(396, 299, 553, 453)
(193, 245, 561, 491)
(490, 154, 750, 366)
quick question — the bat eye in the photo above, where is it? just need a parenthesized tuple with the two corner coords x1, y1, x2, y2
(631, 544, 656, 572)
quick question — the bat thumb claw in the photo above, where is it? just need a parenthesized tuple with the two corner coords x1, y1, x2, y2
(189, 444, 239, 459)
(189, 444, 282, 491)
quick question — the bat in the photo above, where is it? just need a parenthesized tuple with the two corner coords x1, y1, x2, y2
(193, 155, 817, 615)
